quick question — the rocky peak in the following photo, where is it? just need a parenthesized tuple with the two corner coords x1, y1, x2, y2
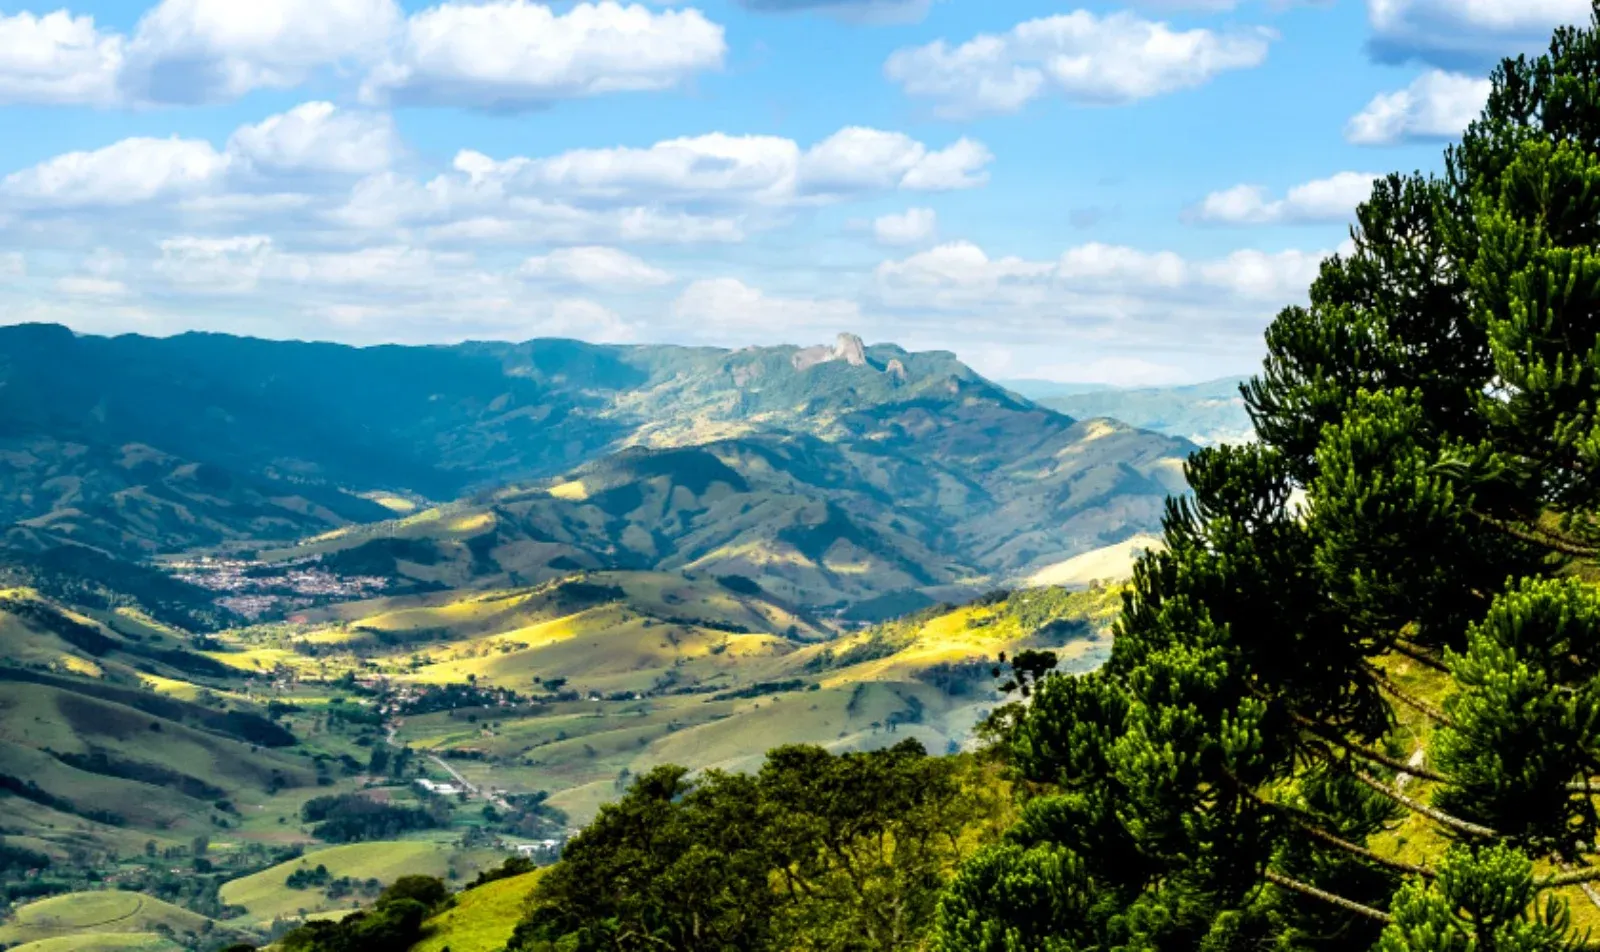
(791, 332, 872, 372)
(832, 333, 867, 367)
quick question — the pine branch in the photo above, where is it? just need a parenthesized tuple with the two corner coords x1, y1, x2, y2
(1352, 770, 1497, 838)
(1224, 766, 1436, 878)
(1538, 866, 1600, 888)
(1263, 870, 1393, 923)
(1389, 640, 1451, 674)
(1365, 664, 1456, 727)
(1291, 712, 1450, 783)
(1468, 509, 1600, 557)
(1280, 808, 1436, 878)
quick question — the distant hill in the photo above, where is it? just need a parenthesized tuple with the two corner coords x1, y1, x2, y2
(1030, 377, 1252, 446)
(263, 417, 1189, 612)
(0, 326, 1193, 612)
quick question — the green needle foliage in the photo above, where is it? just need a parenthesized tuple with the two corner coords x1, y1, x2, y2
(936, 5, 1600, 950)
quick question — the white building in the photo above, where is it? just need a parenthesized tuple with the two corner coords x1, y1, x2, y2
(414, 778, 464, 796)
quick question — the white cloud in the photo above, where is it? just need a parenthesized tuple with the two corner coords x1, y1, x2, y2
(227, 102, 400, 176)
(1197, 248, 1330, 299)
(520, 246, 674, 288)
(0, 10, 123, 105)
(155, 235, 273, 292)
(1367, 0, 1588, 69)
(2, 137, 231, 207)
(1057, 243, 1189, 288)
(885, 11, 1274, 118)
(876, 239, 1336, 310)
(1346, 70, 1490, 145)
(0, 252, 24, 278)
(122, 0, 401, 103)
(800, 128, 990, 194)
(56, 275, 129, 297)
(1189, 171, 1380, 224)
(417, 127, 987, 215)
(154, 234, 477, 295)
(873, 208, 937, 246)
(670, 278, 862, 333)
(361, 0, 725, 109)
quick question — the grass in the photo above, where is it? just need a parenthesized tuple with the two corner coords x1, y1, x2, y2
(217, 840, 497, 925)
(0, 891, 210, 946)
(8, 934, 183, 952)
(413, 870, 544, 952)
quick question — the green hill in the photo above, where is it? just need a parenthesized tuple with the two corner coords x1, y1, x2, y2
(0, 891, 212, 947)
(0, 326, 1190, 571)
(260, 420, 1187, 613)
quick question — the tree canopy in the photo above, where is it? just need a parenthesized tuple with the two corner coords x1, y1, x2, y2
(935, 5, 1600, 951)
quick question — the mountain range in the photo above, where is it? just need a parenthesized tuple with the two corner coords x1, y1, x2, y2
(0, 323, 1200, 947)
(0, 324, 1193, 615)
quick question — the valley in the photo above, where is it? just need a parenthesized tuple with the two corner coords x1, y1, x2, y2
(0, 325, 1184, 950)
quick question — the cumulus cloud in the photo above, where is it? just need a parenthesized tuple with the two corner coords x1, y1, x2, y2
(0, 10, 123, 105)
(875, 239, 1335, 311)
(885, 11, 1274, 118)
(1189, 172, 1380, 225)
(121, 0, 401, 103)
(56, 275, 129, 297)
(0, 0, 724, 110)
(1345, 70, 1490, 145)
(873, 208, 937, 246)
(800, 129, 990, 194)
(520, 246, 674, 288)
(227, 102, 400, 176)
(0, 101, 402, 214)
(670, 278, 862, 334)
(2, 137, 231, 207)
(1367, 0, 1588, 69)
(424, 127, 989, 214)
(361, 1, 725, 110)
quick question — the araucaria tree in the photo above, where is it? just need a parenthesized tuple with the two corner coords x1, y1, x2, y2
(936, 6, 1600, 951)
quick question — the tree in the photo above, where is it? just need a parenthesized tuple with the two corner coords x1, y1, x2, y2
(936, 6, 1600, 950)
(510, 742, 1001, 952)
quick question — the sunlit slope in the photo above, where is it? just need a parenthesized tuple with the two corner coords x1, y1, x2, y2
(412, 869, 544, 952)
(266, 417, 1191, 613)
(1023, 533, 1164, 588)
(218, 841, 498, 926)
(388, 585, 1122, 826)
(0, 588, 318, 860)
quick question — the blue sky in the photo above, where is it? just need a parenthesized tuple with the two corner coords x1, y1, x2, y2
(0, 0, 1586, 384)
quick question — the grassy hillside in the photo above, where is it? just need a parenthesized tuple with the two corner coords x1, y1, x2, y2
(413, 869, 544, 952)
(370, 583, 1123, 826)
(0, 892, 213, 947)
(258, 419, 1188, 614)
(7, 934, 183, 952)
(218, 841, 498, 926)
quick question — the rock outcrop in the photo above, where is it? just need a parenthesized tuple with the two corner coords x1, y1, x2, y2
(792, 333, 873, 372)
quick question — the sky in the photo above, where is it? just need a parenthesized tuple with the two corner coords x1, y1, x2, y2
(0, 0, 1587, 385)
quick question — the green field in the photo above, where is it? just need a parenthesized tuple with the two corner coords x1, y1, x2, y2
(414, 870, 544, 952)
(8, 934, 183, 952)
(0, 891, 211, 947)
(217, 840, 499, 925)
